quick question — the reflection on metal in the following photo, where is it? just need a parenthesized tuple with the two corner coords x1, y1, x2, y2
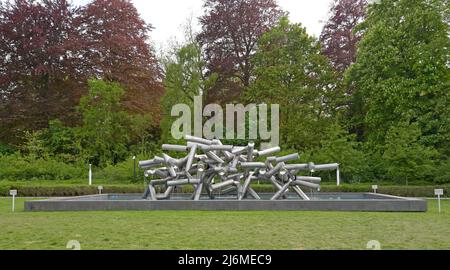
(140, 136, 339, 201)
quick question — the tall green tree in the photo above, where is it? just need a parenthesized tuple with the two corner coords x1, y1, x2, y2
(382, 122, 439, 184)
(301, 123, 369, 183)
(77, 80, 132, 166)
(346, 0, 450, 154)
(161, 42, 216, 143)
(246, 17, 342, 150)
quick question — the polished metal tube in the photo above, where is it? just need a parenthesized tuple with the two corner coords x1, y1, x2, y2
(295, 176, 321, 183)
(247, 142, 255, 162)
(285, 164, 309, 170)
(276, 153, 299, 163)
(156, 186, 174, 200)
(167, 179, 201, 186)
(205, 151, 225, 163)
(172, 157, 188, 168)
(271, 181, 291, 200)
(185, 135, 212, 145)
(150, 178, 169, 186)
(258, 146, 281, 157)
(193, 182, 204, 201)
(247, 187, 261, 200)
(239, 172, 254, 200)
(211, 180, 235, 190)
(148, 185, 157, 201)
(270, 176, 283, 190)
(139, 157, 164, 168)
(292, 185, 310, 200)
(231, 146, 248, 155)
(185, 143, 197, 171)
(154, 169, 169, 178)
(222, 186, 237, 195)
(204, 145, 233, 151)
(314, 163, 339, 171)
(240, 162, 266, 168)
(266, 162, 285, 177)
(162, 144, 188, 152)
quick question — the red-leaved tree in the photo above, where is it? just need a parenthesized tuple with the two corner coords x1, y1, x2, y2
(197, 0, 284, 103)
(0, 0, 84, 143)
(0, 0, 163, 144)
(319, 0, 368, 73)
(80, 0, 163, 117)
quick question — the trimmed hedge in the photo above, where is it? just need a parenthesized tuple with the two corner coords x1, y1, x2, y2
(0, 182, 448, 198)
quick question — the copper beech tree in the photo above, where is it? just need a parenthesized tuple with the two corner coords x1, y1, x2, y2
(197, 0, 284, 104)
(0, 0, 163, 144)
(319, 0, 368, 73)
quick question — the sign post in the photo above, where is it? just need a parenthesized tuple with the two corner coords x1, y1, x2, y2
(133, 156, 136, 182)
(98, 185, 103, 195)
(89, 164, 92, 186)
(435, 189, 443, 213)
(9, 190, 17, 212)
(372, 185, 378, 194)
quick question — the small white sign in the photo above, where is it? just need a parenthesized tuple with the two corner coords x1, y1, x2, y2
(9, 190, 17, 196)
(98, 186, 103, 190)
(372, 185, 378, 190)
(435, 189, 443, 196)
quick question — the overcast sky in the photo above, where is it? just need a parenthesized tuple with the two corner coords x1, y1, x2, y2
(73, 0, 333, 47)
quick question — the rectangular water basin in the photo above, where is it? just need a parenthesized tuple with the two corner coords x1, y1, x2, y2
(24, 192, 427, 212)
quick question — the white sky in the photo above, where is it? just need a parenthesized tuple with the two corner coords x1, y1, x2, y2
(73, 0, 333, 47)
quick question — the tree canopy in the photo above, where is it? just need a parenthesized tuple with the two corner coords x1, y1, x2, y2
(0, 0, 163, 144)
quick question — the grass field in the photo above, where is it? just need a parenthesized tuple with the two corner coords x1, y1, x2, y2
(0, 198, 449, 250)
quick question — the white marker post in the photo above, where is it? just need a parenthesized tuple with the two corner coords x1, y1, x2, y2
(88, 164, 92, 186)
(98, 185, 103, 195)
(372, 185, 378, 194)
(9, 190, 17, 212)
(336, 165, 340, 186)
(435, 189, 443, 213)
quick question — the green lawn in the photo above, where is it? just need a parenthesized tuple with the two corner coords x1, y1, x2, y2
(0, 198, 448, 250)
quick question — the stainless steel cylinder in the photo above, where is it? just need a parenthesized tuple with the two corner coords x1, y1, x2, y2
(258, 146, 281, 157)
(276, 153, 299, 163)
(292, 185, 310, 200)
(185, 143, 197, 171)
(185, 135, 212, 145)
(162, 144, 188, 152)
(266, 162, 285, 177)
(205, 151, 225, 163)
(167, 179, 201, 186)
(314, 163, 339, 171)
(271, 181, 291, 200)
(247, 142, 255, 162)
(247, 187, 261, 200)
(240, 162, 266, 168)
(211, 180, 235, 190)
(285, 164, 309, 170)
(239, 172, 254, 200)
(231, 146, 248, 155)
(295, 176, 321, 183)
(139, 157, 164, 168)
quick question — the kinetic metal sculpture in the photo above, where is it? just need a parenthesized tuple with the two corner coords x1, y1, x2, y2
(139, 135, 339, 201)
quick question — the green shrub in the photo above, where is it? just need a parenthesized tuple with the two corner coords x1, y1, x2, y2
(96, 154, 148, 183)
(0, 142, 16, 155)
(0, 153, 84, 180)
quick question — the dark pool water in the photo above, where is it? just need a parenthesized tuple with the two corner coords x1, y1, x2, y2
(100, 193, 396, 201)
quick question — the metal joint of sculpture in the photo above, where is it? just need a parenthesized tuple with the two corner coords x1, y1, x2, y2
(139, 135, 339, 201)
